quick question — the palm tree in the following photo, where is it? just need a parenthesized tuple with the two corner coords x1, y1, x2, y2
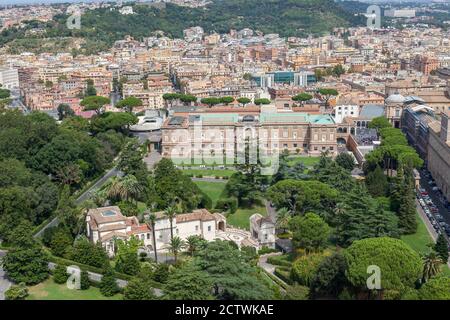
(167, 236, 185, 263)
(275, 208, 291, 233)
(146, 212, 158, 263)
(120, 175, 143, 203)
(164, 206, 177, 242)
(422, 251, 442, 283)
(185, 235, 201, 256)
(106, 175, 142, 204)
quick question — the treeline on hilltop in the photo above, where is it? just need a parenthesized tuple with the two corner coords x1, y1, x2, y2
(0, 0, 364, 55)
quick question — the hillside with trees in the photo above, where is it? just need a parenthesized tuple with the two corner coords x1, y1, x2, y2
(0, 0, 364, 55)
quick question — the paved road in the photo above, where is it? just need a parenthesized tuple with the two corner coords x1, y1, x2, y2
(258, 253, 287, 291)
(0, 250, 12, 300)
(143, 150, 162, 170)
(265, 200, 276, 224)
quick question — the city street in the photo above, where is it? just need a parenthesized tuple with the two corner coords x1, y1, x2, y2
(418, 168, 450, 230)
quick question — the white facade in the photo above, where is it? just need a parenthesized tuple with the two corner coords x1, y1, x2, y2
(249, 214, 276, 249)
(333, 104, 359, 124)
(86, 206, 227, 255)
(0, 67, 19, 90)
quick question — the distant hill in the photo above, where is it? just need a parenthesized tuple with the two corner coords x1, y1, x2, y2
(1, 0, 364, 54)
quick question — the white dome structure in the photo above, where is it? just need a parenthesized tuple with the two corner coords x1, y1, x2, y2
(385, 94, 406, 105)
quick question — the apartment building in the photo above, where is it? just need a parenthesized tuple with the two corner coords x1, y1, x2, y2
(427, 111, 450, 201)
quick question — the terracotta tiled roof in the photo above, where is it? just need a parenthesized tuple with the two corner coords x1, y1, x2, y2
(176, 209, 216, 223)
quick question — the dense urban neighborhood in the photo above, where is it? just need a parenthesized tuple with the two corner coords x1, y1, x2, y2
(0, 0, 450, 302)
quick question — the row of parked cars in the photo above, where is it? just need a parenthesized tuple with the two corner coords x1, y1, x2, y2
(418, 188, 450, 238)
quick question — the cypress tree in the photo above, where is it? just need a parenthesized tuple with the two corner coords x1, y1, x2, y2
(53, 264, 69, 284)
(365, 165, 388, 197)
(435, 234, 449, 263)
(80, 270, 90, 290)
(100, 267, 119, 297)
(397, 171, 417, 235)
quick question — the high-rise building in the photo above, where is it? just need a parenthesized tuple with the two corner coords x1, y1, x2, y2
(0, 66, 19, 89)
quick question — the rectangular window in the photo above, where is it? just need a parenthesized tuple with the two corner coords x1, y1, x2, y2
(195, 225, 199, 231)
(208, 226, 211, 232)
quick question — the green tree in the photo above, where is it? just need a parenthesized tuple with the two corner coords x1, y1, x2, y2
(49, 228, 73, 257)
(195, 240, 272, 300)
(57, 103, 75, 120)
(368, 116, 391, 131)
(115, 236, 142, 275)
(310, 252, 349, 298)
(318, 88, 338, 108)
(289, 213, 330, 253)
(80, 270, 90, 290)
(105, 175, 143, 204)
(123, 278, 156, 300)
(116, 96, 143, 113)
(421, 251, 443, 284)
(85, 79, 97, 96)
(365, 165, 388, 197)
(146, 211, 158, 263)
(163, 263, 213, 300)
(291, 251, 331, 286)
(335, 153, 355, 171)
(267, 179, 338, 219)
(179, 94, 197, 105)
(0, 88, 11, 99)
(167, 236, 186, 263)
(283, 284, 309, 300)
(53, 264, 69, 284)
(117, 140, 146, 177)
(418, 276, 450, 300)
(292, 93, 313, 105)
(5, 283, 28, 300)
(336, 185, 399, 247)
(67, 237, 109, 268)
(220, 96, 234, 105)
(152, 263, 170, 284)
(312, 155, 356, 193)
(396, 172, 417, 235)
(343, 237, 422, 297)
(148, 158, 204, 211)
(434, 234, 449, 264)
(200, 97, 221, 107)
(254, 98, 271, 105)
(332, 64, 345, 77)
(99, 266, 119, 297)
(3, 245, 49, 285)
(237, 97, 251, 106)
(275, 208, 291, 234)
(80, 96, 110, 114)
(90, 112, 138, 133)
(186, 235, 205, 256)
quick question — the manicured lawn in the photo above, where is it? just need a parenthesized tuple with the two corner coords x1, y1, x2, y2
(227, 205, 267, 230)
(182, 169, 236, 178)
(286, 156, 320, 167)
(27, 278, 122, 300)
(401, 213, 434, 254)
(194, 180, 227, 208)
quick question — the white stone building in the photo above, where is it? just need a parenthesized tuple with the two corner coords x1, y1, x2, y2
(0, 67, 19, 90)
(249, 214, 276, 249)
(86, 206, 226, 256)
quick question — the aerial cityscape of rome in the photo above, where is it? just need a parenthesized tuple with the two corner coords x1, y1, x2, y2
(0, 0, 450, 306)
